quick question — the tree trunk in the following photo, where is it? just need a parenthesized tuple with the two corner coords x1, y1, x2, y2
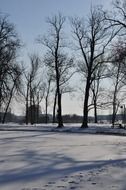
(55, 52, 63, 128)
(0, 77, 2, 123)
(45, 96, 48, 123)
(2, 84, 15, 124)
(94, 99, 98, 123)
(112, 93, 117, 127)
(81, 76, 91, 128)
(0, 93, 2, 123)
(112, 108, 116, 127)
(53, 90, 57, 123)
(25, 101, 28, 125)
(57, 92, 63, 127)
(29, 78, 33, 125)
(33, 104, 36, 124)
(37, 94, 39, 124)
(111, 62, 120, 127)
(25, 82, 29, 125)
(56, 62, 63, 127)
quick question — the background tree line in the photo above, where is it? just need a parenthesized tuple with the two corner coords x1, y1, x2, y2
(1, 0, 126, 128)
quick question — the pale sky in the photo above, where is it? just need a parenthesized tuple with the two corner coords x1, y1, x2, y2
(0, 0, 112, 116)
(0, 0, 112, 53)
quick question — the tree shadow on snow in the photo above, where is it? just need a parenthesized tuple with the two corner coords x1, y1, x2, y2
(0, 149, 126, 186)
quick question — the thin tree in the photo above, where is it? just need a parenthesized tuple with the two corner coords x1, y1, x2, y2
(38, 13, 67, 128)
(89, 58, 108, 123)
(110, 41, 126, 127)
(44, 52, 74, 124)
(21, 54, 44, 124)
(44, 74, 52, 123)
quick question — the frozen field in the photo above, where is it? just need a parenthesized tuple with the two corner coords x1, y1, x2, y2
(0, 127, 126, 190)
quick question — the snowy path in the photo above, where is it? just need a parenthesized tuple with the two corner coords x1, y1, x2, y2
(0, 131, 126, 190)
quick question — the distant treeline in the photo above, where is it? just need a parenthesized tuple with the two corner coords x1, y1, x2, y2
(0, 112, 124, 124)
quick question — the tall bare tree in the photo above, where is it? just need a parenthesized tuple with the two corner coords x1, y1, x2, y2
(110, 41, 126, 127)
(0, 14, 21, 122)
(38, 13, 74, 127)
(71, 7, 116, 128)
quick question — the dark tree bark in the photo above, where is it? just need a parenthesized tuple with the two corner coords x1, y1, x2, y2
(45, 77, 51, 124)
(25, 81, 29, 124)
(55, 55, 63, 127)
(94, 99, 98, 123)
(2, 84, 15, 123)
(53, 90, 57, 123)
(82, 74, 91, 128)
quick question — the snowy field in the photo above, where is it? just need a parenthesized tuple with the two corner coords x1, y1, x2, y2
(0, 124, 126, 190)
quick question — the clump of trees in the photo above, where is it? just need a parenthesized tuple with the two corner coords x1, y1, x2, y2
(21, 54, 45, 124)
(1, 0, 126, 127)
(0, 14, 22, 123)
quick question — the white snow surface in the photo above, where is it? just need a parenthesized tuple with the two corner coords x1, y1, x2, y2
(0, 123, 126, 190)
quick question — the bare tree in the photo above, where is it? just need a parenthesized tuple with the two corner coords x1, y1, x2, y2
(0, 14, 21, 121)
(21, 54, 44, 124)
(104, 0, 126, 32)
(38, 13, 74, 127)
(88, 54, 111, 123)
(110, 41, 126, 127)
(2, 63, 22, 123)
(44, 52, 75, 124)
(90, 63, 106, 123)
(71, 6, 116, 128)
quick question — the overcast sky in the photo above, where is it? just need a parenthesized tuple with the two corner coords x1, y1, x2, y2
(0, 0, 113, 115)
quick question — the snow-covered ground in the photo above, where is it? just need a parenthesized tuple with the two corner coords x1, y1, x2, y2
(0, 123, 126, 136)
(0, 124, 126, 190)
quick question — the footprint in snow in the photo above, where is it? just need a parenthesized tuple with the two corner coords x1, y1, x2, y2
(95, 172, 100, 174)
(70, 187, 76, 189)
(92, 182, 97, 185)
(44, 184, 49, 187)
(57, 185, 66, 188)
(48, 181, 55, 184)
(22, 188, 44, 190)
(78, 174, 83, 178)
(87, 178, 92, 181)
(111, 185, 118, 188)
(69, 181, 79, 184)
(61, 179, 67, 182)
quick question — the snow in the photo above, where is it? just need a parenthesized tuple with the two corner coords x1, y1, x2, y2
(0, 123, 126, 190)
(0, 123, 126, 136)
